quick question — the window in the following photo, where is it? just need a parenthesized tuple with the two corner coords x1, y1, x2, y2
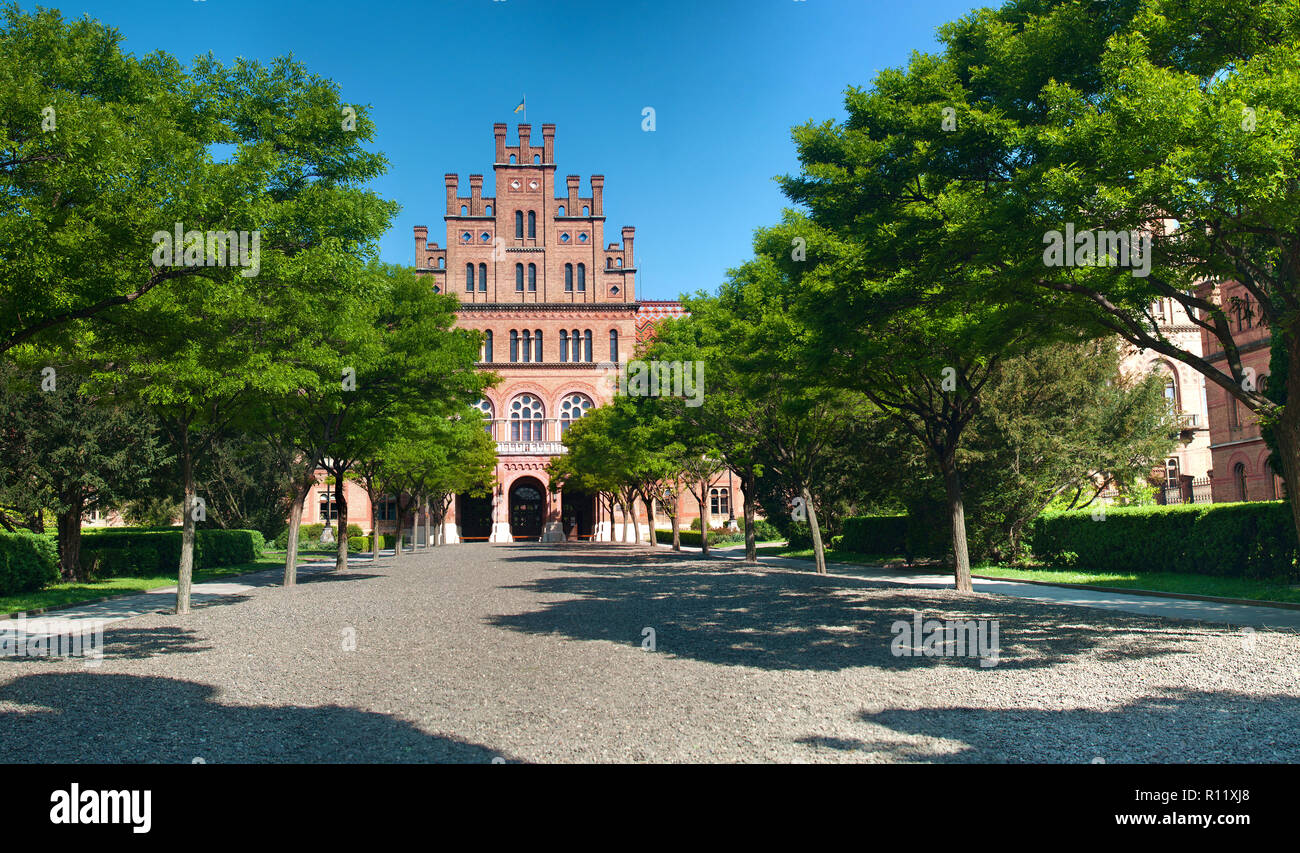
(466, 263, 474, 292)
(521, 330, 531, 362)
(610, 329, 619, 362)
(515, 211, 523, 238)
(509, 330, 518, 362)
(481, 232, 491, 242)
(565, 263, 573, 291)
(577, 263, 586, 292)
(582, 205, 589, 215)
(578, 233, 588, 243)
(482, 330, 493, 363)
(560, 393, 593, 435)
(509, 154, 516, 164)
(528, 211, 536, 238)
(583, 329, 592, 362)
(319, 489, 339, 521)
(478, 263, 487, 292)
(510, 394, 544, 441)
(1234, 462, 1248, 501)
(377, 497, 398, 521)
(515, 264, 524, 292)
(560, 233, 570, 243)
(1165, 457, 1179, 483)
(485, 205, 493, 215)
(615, 256, 621, 265)
(1229, 395, 1241, 429)
(560, 330, 569, 362)
(462, 232, 472, 243)
(460, 205, 468, 215)
(606, 257, 613, 268)
(534, 154, 541, 164)
(534, 329, 543, 362)
(528, 263, 537, 292)
(558, 205, 566, 216)
(710, 488, 730, 517)
(438, 257, 445, 268)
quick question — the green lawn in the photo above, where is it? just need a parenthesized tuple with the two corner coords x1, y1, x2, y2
(762, 543, 1300, 604)
(0, 554, 303, 616)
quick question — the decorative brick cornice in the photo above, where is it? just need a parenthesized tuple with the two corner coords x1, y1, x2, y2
(456, 302, 638, 313)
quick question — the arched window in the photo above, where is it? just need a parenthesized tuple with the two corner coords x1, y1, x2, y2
(610, 329, 619, 362)
(478, 263, 487, 292)
(1234, 462, 1248, 501)
(1165, 457, 1179, 483)
(606, 257, 613, 268)
(465, 263, 474, 292)
(319, 488, 339, 521)
(522, 330, 532, 363)
(509, 154, 516, 164)
(509, 330, 519, 362)
(710, 488, 730, 517)
(510, 394, 544, 441)
(437, 257, 445, 268)
(475, 398, 494, 436)
(1229, 395, 1241, 429)
(565, 263, 573, 291)
(482, 330, 493, 363)
(560, 330, 569, 362)
(615, 257, 622, 266)
(534, 329, 543, 362)
(528, 263, 537, 291)
(560, 393, 593, 435)
(577, 263, 586, 292)
(485, 205, 493, 216)
(558, 205, 566, 216)
(460, 205, 468, 215)
(534, 154, 541, 164)
(527, 211, 536, 238)
(515, 264, 524, 292)
(515, 211, 523, 238)
(582, 205, 590, 215)
(583, 329, 592, 362)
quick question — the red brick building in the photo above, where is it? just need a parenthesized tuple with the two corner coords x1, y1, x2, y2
(1196, 279, 1285, 502)
(301, 124, 734, 543)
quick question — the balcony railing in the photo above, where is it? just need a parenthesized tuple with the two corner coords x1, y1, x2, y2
(496, 441, 567, 456)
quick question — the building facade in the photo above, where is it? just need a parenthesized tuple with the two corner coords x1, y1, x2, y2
(1118, 297, 1213, 503)
(1195, 280, 1285, 502)
(300, 124, 734, 543)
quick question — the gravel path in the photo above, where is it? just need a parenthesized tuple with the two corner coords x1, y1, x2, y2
(2, 543, 1298, 763)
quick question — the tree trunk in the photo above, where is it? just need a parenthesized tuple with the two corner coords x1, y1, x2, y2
(741, 472, 757, 564)
(696, 485, 710, 557)
(284, 477, 311, 587)
(941, 456, 973, 593)
(801, 483, 826, 575)
(628, 492, 640, 544)
(57, 491, 84, 581)
(334, 474, 349, 572)
(647, 493, 658, 547)
(670, 502, 681, 551)
(369, 489, 379, 560)
(177, 431, 196, 615)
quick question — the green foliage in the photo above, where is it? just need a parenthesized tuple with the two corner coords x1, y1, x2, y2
(655, 529, 730, 548)
(79, 544, 159, 580)
(0, 529, 59, 594)
(80, 528, 265, 573)
(1029, 503, 1299, 580)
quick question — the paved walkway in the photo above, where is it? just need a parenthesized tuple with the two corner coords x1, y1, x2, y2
(701, 545, 1300, 631)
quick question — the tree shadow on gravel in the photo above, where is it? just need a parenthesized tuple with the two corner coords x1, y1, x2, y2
(0, 672, 511, 763)
(487, 553, 1212, 672)
(841, 688, 1300, 763)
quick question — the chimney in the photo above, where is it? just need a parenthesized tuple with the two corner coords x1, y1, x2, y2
(566, 175, 579, 211)
(541, 124, 555, 164)
(591, 175, 604, 216)
(414, 226, 428, 266)
(622, 227, 635, 268)
(469, 174, 483, 209)
(517, 124, 531, 160)
(445, 174, 459, 215)
(493, 123, 507, 163)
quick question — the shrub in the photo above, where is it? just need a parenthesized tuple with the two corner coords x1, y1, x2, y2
(81, 545, 159, 579)
(836, 512, 948, 561)
(655, 529, 728, 548)
(0, 530, 59, 595)
(1028, 502, 1299, 580)
(79, 528, 265, 573)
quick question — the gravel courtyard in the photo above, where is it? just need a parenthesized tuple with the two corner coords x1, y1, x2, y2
(3, 543, 1299, 763)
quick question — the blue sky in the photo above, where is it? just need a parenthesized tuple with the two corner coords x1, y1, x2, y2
(40, 0, 982, 300)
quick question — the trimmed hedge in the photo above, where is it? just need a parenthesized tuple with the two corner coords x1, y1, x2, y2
(80, 544, 159, 580)
(656, 529, 728, 548)
(1029, 502, 1299, 580)
(273, 523, 363, 551)
(0, 530, 59, 595)
(354, 534, 394, 552)
(80, 528, 265, 575)
(839, 513, 948, 560)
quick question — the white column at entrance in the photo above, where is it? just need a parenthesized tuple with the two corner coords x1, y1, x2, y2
(488, 485, 512, 543)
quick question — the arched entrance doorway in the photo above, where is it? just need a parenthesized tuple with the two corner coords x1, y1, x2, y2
(508, 477, 546, 541)
(561, 490, 596, 540)
(457, 493, 493, 541)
